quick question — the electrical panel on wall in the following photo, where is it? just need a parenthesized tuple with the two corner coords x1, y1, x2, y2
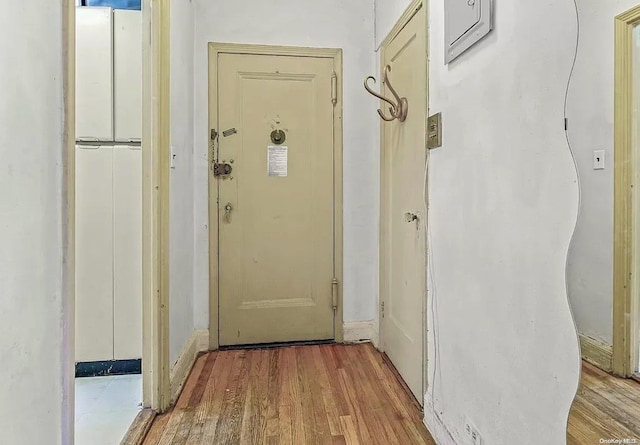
(445, 0, 493, 64)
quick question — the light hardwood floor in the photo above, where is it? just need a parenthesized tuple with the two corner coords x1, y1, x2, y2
(568, 362, 640, 444)
(143, 343, 434, 445)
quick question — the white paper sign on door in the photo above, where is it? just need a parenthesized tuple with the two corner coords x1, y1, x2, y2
(267, 145, 288, 177)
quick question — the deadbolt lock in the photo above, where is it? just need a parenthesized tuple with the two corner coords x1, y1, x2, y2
(213, 162, 233, 177)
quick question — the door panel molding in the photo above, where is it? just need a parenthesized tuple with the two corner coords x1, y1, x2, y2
(208, 43, 344, 349)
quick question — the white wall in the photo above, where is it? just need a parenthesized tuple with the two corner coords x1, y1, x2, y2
(566, 0, 638, 347)
(422, 1, 581, 443)
(375, 0, 412, 47)
(0, 2, 73, 444)
(192, 0, 379, 329)
(170, 0, 196, 365)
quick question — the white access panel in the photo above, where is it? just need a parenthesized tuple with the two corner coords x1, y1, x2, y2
(75, 145, 114, 362)
(113, 145, 143, 360)
(447, 0, 480, 45)
(445, 0, 493, 64)
(76, 7, 114, 141)
(114, 10, 142, 142)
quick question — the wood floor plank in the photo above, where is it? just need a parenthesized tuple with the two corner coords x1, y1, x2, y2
(153, 354, 213, 445)
(312, 346, 343, 436)
(121, 409, 156, 445)
(331, 435, 347, 445)
(354, 346, 409, 444)
(339, 415, 360, 445)
(344, 346, 396, 444)
(172, 354, 219, 445)
(188, 351, 235, 443)
(264, 348, 281, 438)
(187, 353, 218, 407)
(239, 349, 270, 445)
(568, 361, 640, 445)
(319, 345, 351, 417)
(143, 411, 170, 445)
(298, 346, 332, 444)
(278, 402, 294, 445)
(335, 358, 374, 443)
(283, 346, 306, 445)
(211, 351, 250, 445)
(144, 344, 434, 445)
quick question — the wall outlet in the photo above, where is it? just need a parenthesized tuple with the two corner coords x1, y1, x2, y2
(593, 150, 605, 170)
(463, 417, 483, 445)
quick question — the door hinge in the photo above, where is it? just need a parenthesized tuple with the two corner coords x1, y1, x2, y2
(331, 278, 339, 311)
(331, 72, 338, 106)
(381, 301, 385, 318)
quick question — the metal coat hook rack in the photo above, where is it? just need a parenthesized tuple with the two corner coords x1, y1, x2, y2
(364, 64, 408, 122)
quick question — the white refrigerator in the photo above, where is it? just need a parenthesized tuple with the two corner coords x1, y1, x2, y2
(75, 6, 143, 367)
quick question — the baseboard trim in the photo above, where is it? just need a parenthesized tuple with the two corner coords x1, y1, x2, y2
(579, 334, 613, 373)
(169, 329, 209, 404)
(423, 397, 458, 445)
(75, 359, 141, 377)
(343, 321, 379, 346)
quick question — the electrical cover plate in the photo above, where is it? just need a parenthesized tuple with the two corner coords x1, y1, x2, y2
(445, 0, 493, 64)
(427, 113, 442, 149)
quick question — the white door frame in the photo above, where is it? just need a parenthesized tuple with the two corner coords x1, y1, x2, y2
(140, 0, 171, 412)
(613, 4, 640, 378)
(207, 43, 344, 349)
(378, 0, 429, 398)
(63, 0, 172, 431)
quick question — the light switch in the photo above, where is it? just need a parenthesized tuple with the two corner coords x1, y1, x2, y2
(594, 150, 605, 170)
(427, 113, 442, 149)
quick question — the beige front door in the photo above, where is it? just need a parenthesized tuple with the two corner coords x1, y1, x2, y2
(380, 6, 427, 403)
(214, 50, 339, 346)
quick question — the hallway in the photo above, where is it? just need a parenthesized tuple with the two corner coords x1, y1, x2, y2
(143, 344, 434, 444)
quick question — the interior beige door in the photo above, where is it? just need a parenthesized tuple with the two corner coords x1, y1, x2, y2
(215, 51, 337, 346)
(380, 7, 427, 403)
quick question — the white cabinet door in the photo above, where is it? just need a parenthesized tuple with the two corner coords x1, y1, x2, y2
(75, 145, 114, 362)
(76, 7, 114, 141)
(114, 10, 142, 142)
(113, 145, 142, 360)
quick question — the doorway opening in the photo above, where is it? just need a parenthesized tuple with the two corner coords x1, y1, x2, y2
(68, 0, 171, 442)
(74, 5, 143, 443)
